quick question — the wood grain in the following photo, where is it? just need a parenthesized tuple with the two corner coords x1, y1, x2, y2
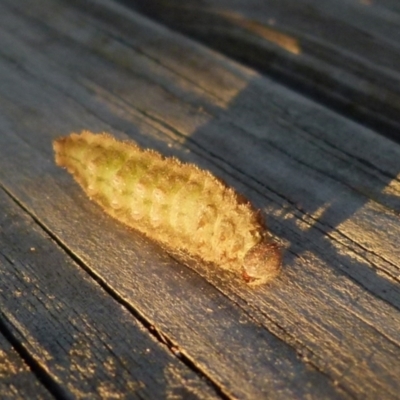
(121, 0, 400, 141)
(0, 334, 51, 400)
(0, 0, 399, 398)
(0, 187, 219, 399)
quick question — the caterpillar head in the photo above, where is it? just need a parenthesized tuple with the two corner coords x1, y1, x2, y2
(242, 238, 282, 285)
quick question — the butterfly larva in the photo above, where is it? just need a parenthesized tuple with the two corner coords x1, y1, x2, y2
(53, 131, 281, 285)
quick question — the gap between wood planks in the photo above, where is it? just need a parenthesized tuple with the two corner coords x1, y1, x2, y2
(6, 0, 399, 292)
(0, 315, 65, 399)
(0, 184, 231, 400)
(0, 174, 354, 399)
(0, 0, 398, 396)
(98, 98, 400, 307)
(116, 0, 400, 142)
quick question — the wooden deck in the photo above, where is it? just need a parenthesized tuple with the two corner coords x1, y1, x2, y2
(1, 0, 399, 398)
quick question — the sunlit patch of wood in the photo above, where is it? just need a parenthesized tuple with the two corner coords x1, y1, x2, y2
(219, 10, 301, 55)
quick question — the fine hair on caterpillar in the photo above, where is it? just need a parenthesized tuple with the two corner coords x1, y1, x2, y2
(53, 131, 281, 285)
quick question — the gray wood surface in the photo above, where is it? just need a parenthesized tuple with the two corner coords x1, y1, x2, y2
(0, 187, 219, 398)
(0, 0, 399, 398)
(0, 334, 51, 400)
(122, 0, 400, 140)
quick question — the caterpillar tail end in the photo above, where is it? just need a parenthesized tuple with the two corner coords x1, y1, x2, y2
(53, 136, 68, 167)
(242, 237, 282, 286)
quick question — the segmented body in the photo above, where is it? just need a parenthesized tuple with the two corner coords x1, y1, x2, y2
(53, 131, 281, 285)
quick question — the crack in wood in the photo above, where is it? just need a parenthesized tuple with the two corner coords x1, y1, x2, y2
(0, 184, 231, 400)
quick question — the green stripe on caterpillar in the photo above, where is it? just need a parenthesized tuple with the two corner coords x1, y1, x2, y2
(53, 131, 281, 285)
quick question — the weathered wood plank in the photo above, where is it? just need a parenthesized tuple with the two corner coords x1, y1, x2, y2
(121, 0, 400, 140)
(0, 0, 399, 398)
(0, 141, 344, 399)
(0, 334, 51, 400)
(0, 187, 220, 399)
(5, 0, 399, 302)
(0, 1, 351, 399)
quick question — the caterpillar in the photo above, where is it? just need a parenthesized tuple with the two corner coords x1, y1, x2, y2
(53, 131, 281, 285)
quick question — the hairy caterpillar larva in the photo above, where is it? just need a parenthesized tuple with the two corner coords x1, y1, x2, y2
(53, 131, 281, 285)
